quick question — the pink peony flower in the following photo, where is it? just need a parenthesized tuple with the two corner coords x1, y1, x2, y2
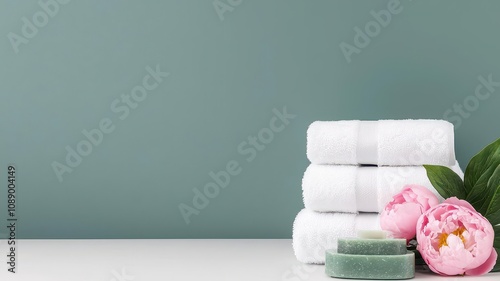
(416, 197, 497, 276)
(380, 184, 439, 240)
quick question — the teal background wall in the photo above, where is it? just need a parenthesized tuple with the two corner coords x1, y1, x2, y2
(0, 0, 499, 239)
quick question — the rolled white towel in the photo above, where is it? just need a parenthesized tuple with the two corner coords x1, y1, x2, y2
(307, 119, 455, 166)
(292, 209, 380, 264)
(302, 161, 463, 213)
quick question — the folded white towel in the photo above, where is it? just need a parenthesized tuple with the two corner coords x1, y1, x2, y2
(307, 120, 455, 166)
(292, 209, 380, 264)
(302, 161, 463, 213)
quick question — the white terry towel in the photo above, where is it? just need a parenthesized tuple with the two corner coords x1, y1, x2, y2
(302, 162, 464, 213)
(292, 209, 380, 264)
(307, 120, 455, 166)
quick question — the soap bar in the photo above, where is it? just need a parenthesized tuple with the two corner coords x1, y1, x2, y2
(325, 250, 415, 280)
(358, 230, 387, 239)
(337, 238, 407, 255)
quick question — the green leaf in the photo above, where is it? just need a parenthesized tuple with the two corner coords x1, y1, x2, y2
(467, 163, 500, 219)
(424, 165, 466, 199)
(484, 165, 500, 225)
(464, 138, 500, 213)
(494, 225, 500, 249)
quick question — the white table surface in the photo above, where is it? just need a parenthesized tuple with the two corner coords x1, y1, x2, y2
(0, 239, 498, 281)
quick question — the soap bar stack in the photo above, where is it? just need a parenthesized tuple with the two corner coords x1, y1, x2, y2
(293, 119, 462, 264)
(325, 232, 415, 279)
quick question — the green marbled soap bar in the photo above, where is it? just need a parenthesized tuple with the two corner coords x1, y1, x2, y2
(337, 238, 407, 255)
(325, 250, 415, 280)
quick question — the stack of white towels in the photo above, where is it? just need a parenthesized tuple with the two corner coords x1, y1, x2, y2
(292, 120, 464, 264)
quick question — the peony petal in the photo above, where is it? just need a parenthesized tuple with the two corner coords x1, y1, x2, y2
(465, 248, 498, 276)
(393, 203, 422, 239)
(427, 262, 446, 276)
(417, 200, 497, 276)
(443, 197, 476, 212)
(433, 263, 464, 276)
(380, 211, 400, 236)
(409, 185, 440, 209)
(446, 234, 464, 249)
(438, 243, 474, 275)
